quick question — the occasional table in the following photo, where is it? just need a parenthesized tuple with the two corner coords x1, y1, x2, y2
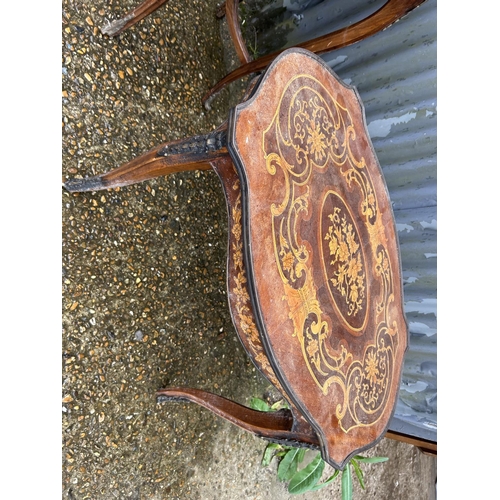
(64, 48, 407, 469)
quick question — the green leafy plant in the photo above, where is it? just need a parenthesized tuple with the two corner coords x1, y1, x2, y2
(249, 396, 289, 412)
(246, 26, 261, 60)
(250, 397, 388, 497)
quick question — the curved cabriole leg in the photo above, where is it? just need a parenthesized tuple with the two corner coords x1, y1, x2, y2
(226, 0, 251, 65)
(63, 127, 228, 193)
(202, 0, 426, 107)
(156, 387, 321, 449)
(101, 0, 169, 37)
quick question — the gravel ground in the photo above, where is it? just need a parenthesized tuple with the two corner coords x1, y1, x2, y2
(62, 1, 436, 498)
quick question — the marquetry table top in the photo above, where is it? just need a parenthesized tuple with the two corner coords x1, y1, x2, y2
(227, 49, 408, 467)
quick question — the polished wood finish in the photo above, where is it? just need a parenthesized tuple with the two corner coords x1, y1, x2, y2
(98, 0, 425, 110)
(156, 387, 320, 448)
(203, 0, 426, 106)
(226, 0, 251, 64)
(63, 49, 422, 468)
(386, 430, 437, 456)
(101, 0, 169, 37)
(228, 49, 407, 467)
(63, 127, 227, 192)
(211, 155, 285, 391)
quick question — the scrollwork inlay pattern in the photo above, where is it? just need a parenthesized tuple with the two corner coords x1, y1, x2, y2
(262, 74, 400, 433)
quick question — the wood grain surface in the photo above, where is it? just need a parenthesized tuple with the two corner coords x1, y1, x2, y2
(229, 48, 408, 468)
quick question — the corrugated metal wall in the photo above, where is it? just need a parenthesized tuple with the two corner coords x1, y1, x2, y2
(247, 0, 437, 442)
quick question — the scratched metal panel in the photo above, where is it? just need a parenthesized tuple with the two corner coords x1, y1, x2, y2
(247, 0, 437, 442)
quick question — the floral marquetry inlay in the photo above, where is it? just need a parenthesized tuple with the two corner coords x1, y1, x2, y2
(261, 73, 400, 433)
(229, 179, 284, 392)
(325, 209, 365, 315)
(321, 191, 367, 331)
(231, 49, 407, 467)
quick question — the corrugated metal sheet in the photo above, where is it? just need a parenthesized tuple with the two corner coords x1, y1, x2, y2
(247, 0, 437, 442)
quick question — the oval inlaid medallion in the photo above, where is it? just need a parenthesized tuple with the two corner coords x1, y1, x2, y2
(320, 191, 368, 332)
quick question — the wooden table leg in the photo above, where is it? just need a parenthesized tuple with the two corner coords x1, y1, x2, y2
(226, 0, 252, 65)
(101, 0, 170, 36)
(64, 125, 229, 192)
(157, 387, 320, 448)
(202, 0, 426, 108)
